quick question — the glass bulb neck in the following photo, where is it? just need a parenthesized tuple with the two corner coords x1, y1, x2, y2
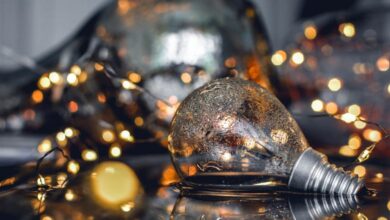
(288, 148, 364, 195)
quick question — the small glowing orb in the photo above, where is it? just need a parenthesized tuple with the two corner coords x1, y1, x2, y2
(38, 76, 51, 90)
(89, 162, 142, 210)
(66, 73, 79, 86)
(128, 72, 141, 83)
(348, 104, 361, 116)
(353, 165, 366, 178)
(311, 99, 324, 112)
(102, 129, 116, 143)
(328, 78, 342, 92)
(37, 138, 52, 154)
(82, 149, 98, 161)
(31, 90, 44, 103)
(325, 102, 338, 114)
(110, 144, 122, 158)
(363, 129, 382, 142)
(271, 50, 287, 66)
(221, 152, 232, 161)
(376, 56, 389, 72)
(49, 71, 62, 84)
(291, 51, 305, 65)
(67, 160, 80, 175)
(180, 72, 192, 84)
(304, 24, 317, 40)
(339, 22, 356, 38)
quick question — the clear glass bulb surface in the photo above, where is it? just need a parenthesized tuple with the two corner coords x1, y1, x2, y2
(169, 78, 364, 194)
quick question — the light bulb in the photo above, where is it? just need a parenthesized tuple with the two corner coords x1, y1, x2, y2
(168, 78, 364, 195)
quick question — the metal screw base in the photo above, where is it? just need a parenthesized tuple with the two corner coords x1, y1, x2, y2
(288, 148, 364, 195)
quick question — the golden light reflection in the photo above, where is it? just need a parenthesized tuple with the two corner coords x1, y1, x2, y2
(121, 202, 135, 212)
(339, 145, 357, 157)
(122, 80, 136, 90)
(222, 152, 232, 161)
(354, 120, 367, 129)
(89, 162, 142, 210)
(304, 24, 317, 40)
(357, 212, 368, 220)
(348, 134, 361, 149)
(110, 144, 122, 158)
(37, 138, 52, 154)
(271, 50, 287, 66)
(353, 165, 366, 177)
(311, 99, 324, 112)
(271, 129, 288, 144)
(56, 132, 66, 142)
(65, 189, 76, 201)
(328, 78, 342, 92)
(70, 65, 82, 75)
(41, 215, 53, 220)
(64, 127, 77, 138)
(38, 76, 51, 90)
(348, 104, 361, 116)
(31, 90, 44, 104)
(387, 200, 390, 211)
(119, 130, 134, 142)
(67, 160, 80, 175)
(340, 113, 356, 123)
(94, 63, 104, 71)
(339, 22, 356, 38)
(82, 149, 98, 161)
(102, 129, 116, 143)
(363, 129, 382, 142)
(387, 84, 390, 94)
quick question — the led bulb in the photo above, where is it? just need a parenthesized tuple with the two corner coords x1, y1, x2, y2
(168, 78, 364, 195)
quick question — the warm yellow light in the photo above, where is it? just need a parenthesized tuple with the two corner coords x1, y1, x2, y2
(353, 165, 366, 177)
(65, 189, 76, 201)
(387, 200, 390, 211)
(31, 90, 44, 104)
(121, 80, 136, 90)
(82, 149, 98, 161)
(37, 175, 46, 186)
(340, 113, 356, 123)
(348, 135, 361, 150)
(56, 173, 67, 186)
(64, 127, 76, 138)
(354, 120, 367, 129)
(110, 144, 122, 158)
(97, 93, 106, 103)
(387, 84, 390, 94)
(271, 50, 287, 66)
(119, 130, 134, 142)
(339, 22, 356, 38)
(363, 129, 382, 142)
(376, 56, 389, 72)
(66, 73, 79, 86)
(78, 71, 88, 83)
(68, 101, 78, 113)
(243, 137, 255, 150)
(339, 145, 357, 157)
(311, 99, 324, 112)
(291, 51, 305, 65)
(70, 65, 82, 75)
(49, 71, 62, 84)
(128, 72, 141, 83)
(89, 162, 142, 210)
(38, 138, 52, 154)
(377, 216, 388, 220)
(328, 78, 342, 92)
(304, 24, 317, 40)
(38, 76, 51, 90)
(102, 129, 116, 143)
(94, 63, 104, 71)
(325, 102, 338, 114)
(41, 215, 53, 220)
(56, 132, 66, 142)
(134, 116, 144, 127)
(37, 192, 46, 202)
(222, 152, 232, 161)
(180, 72, 192, 84)
(67, 160, 80, 175)
(348, 104, 361, 116)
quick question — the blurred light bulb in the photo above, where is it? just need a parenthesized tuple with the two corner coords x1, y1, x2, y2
(169, 78, 364, 195)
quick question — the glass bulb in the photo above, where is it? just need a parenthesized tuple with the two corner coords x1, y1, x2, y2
(169, 78, 364, 194)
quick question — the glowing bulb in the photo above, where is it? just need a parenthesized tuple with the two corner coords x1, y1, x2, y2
(64, 127, 77, 138)
(353, 165, 366, 178)
(304, 24, 317, 40)
(128, 72, 141, 83)
(67, 160, 80, 174)
(38, 138, 52, 154)
(328, 78, 342, 92)
(325, 102, 338, 114)
(363, 129, 382, 142)
(180, 72, 192, 84)
(89, 162, 142, 211)
(121, 80, 136, 90)
(65, 189, 76, 201)
(134, 116, 144, 127)
(169, 78, 364, 195)
(291, 51, 305, 65)
(70, 65, 82, 75)
(82, 149, 98, 161)
(101, 129, 115, 143)
(119, 130, 134, 142)
(31, 90, 44, 103)
(348, 104, 361, 116)
(38, 76, 51, 90)
(339, 22, 356, 38)
(271, 50, 287, 66)
(110, 144, 122, 158)
(340, 113, 356, 123)
(376, 56, 389, 72)
(49, 71, 62, 84)
(66, 73, 79, 86)
(387, 84, 390, 94)
(311, 99, 324, 112)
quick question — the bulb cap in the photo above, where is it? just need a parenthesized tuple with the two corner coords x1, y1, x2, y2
(288, 148, 364, 195)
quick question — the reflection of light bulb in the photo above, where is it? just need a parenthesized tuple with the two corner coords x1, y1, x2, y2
(170, 194, 359, 219)
(88, 161, 143, 211)
(169, 78, 364, 194)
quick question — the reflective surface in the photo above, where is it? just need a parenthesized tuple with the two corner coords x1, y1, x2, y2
(0, 155, 389, 219)
(169, 78, 308, 190)
(95, 0, 277, 140)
